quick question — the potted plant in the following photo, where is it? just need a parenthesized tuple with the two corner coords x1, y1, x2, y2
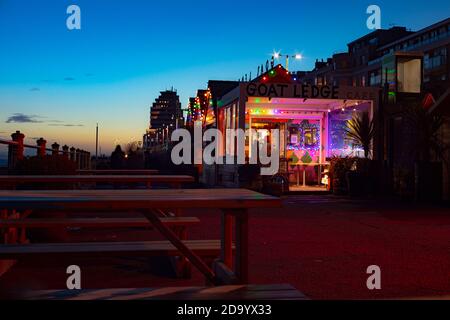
(343, 112, 376, 196)
(329, 156, 355, 195)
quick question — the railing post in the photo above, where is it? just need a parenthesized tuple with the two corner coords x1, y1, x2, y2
(51, 142, 60, 156)
(62, 145, 69, 159)
(36, 138, 47, 158)
(70, 147, 76, 162)
(8, 131, 25, 170)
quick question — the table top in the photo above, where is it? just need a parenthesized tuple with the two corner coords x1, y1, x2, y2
(77, 170, 159, 175)
(0, 189, 282, 210)
(0, 175, 194, 183)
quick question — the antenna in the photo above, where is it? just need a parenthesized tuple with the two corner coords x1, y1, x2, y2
(95, 123, 99, 168)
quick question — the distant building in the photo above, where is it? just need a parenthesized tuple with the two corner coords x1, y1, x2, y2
(150, 89, 183, 130)
(143, 89, 184, 149)
(295, 26, 414, 87)
(377, 18, 450, 98)
(293, 17, 450, 200)
(185, 81, 240, 129)
(295, 18, 450, 97)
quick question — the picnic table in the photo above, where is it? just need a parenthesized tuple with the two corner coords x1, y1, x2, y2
(0, 175, 194, 189)
(0, 189, 281, 285)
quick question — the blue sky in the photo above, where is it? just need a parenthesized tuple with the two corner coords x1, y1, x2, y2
(0, 0, 449, 154)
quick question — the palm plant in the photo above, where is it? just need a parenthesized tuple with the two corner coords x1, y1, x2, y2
(344, 112, 375, 159)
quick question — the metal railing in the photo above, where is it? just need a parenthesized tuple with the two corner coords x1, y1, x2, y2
(0, 131, 91, 171)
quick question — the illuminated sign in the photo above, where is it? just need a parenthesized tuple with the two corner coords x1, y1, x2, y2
(243, 83, 379, 101)
(246, 83, 339, 99)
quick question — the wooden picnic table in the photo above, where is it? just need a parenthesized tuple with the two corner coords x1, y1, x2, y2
(0, 189, 281, 285)
(77, 170, 158, 175)
(0, 175, 194, 189)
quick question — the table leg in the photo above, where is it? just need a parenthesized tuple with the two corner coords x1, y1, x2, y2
(19, 210, 32, 244)
(303, 169, 307, 188)
(142, 209, 216, 284)
(234, 209, 249, 284)
(221, 210, 234, 269)
(1, 209, 7, 244)
(318, 164, 321, 185)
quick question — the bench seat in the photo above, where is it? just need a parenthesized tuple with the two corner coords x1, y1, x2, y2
(15, 284, 308, 300)
(0, 240, 225, 260)
(0, 217, 199, 229)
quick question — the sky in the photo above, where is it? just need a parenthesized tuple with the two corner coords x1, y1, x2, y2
(0, 0, 449, 156)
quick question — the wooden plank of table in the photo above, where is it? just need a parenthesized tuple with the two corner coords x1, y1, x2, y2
(17, 284, 308, 300)
(77, 170, 159, 175)
(0, 240, 224, 259)
(0, 189, 281, 210)
(0, 216, 200, 228)
(0, 175, 194, 185)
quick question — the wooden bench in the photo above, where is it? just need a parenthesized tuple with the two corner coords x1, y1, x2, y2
(0, 216, 202, 279)
(0, 175, 194, 190)
(0, 217, 200, 229)
(0, 240, 225, 260)
(13, 284, 307, 300)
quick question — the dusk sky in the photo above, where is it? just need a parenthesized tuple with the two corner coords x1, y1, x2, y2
(1, 0, 449, 155)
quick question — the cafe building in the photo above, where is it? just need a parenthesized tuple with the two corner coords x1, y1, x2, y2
(201, 65, 381, 190)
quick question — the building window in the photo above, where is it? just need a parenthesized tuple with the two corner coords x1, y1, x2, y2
(360, 55, 366, 65)
(369, 70, 381, 86)
(316, 76, 324, 86)
(369, 38, 379, 45)
(424, 47, 447, 71)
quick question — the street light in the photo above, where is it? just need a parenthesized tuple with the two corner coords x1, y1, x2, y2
(273, 52, 302, 71)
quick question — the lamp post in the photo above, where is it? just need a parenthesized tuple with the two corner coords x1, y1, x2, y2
(273, 52, 302, 71)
